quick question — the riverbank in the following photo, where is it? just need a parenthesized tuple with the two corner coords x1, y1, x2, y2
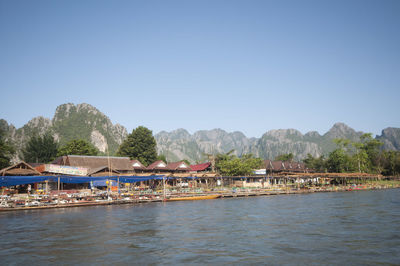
(1, 180, 399, 212)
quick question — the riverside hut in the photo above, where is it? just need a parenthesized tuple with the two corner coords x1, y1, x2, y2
(131, 160, 146, 173)
(146, 160, 168, 173)
(52, 155, 134, 174)
(88, 166, 121, 177)
(0, 161, 42, 176)
(167, 161, 191, 173)
(0, 162, 49, 194)
(190, 162, 212, 173)
(264, 160, 310, 174)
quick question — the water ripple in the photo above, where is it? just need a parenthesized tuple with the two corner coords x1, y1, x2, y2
(1, 189, 400, 265)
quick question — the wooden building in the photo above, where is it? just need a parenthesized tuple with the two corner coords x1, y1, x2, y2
(0, 161, 42, 176)
(264, 160, 310, 174)
(131, 160, 146, 173)
(166, 161, 191, 173)
(146, 160, 169, 173)
(88, 166, 121, 177)
(52, 155, 134, 174)
(190, 162, 212, 173)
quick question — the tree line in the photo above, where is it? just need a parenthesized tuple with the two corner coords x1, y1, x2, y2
(1, 127, 400, 176)
(0, 126, 162, 168)
(303, 133, 400, 176)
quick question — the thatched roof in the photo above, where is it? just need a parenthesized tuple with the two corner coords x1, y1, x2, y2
(52, 155, 134, 172)
(88, 166, 121, 177)
(264, 160, 310, 172)
(167, 161, 191, 171)
(146, 160, 168, 171)
(131, 160, 146, 170)
(0, 161, 42, 176)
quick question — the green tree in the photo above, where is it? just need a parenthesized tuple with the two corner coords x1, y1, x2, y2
(156, 154, 167, 163)
(327, 148, 353, 173)
(360, 133, 383, 172)
(303, 154, 327, 172)
(57, 139, 99, 156)
(216, 153, 263, 176)
(349, 133, 383, 173)
(117, 126, 157, 166)
(352, 142, 369, 173)
(381, 151, 400, 176)
(0, 128, 15, 169)
(325, 138, 354, 173)
(182, 159, 191, 166)
(22, 133, 58, 163)
(333, 138, 352, 151)
(275, 153, 294, 162)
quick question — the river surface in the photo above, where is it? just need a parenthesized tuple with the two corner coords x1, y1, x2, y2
(1, 189, 400, 265)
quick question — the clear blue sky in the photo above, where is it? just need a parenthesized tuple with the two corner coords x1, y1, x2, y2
(1, 0, 399, 137)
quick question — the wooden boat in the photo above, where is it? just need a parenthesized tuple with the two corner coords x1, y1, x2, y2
(167, 194, 221, 201)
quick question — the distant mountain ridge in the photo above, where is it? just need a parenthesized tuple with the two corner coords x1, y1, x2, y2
(0, 103, 128, 161)
(155, 123, 369, 163)
(1, 103, 399, 163)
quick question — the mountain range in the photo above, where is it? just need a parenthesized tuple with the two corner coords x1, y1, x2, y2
(1, 103, 399, 163)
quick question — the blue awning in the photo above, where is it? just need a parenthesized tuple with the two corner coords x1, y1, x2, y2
(0, 175, 168, 187)
(0, 176, 51, 187)
(115, 175, 165, 183)
(58, 176, 109, 184)
(92, 179, 119, 187)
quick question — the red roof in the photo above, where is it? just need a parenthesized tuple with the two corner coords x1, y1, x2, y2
(190, 162, 211, 171)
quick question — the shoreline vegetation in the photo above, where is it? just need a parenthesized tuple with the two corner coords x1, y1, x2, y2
(1, 179, 399, 212)
(1, 126, 399, 213)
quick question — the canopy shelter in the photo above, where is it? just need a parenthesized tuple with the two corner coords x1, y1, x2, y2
(0, 175, 167, 187)
(58, 176, 113, 184)
(0, 176, 50, 187)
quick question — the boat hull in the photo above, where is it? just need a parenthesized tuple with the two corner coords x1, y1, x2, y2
(167, 194, 220, 201)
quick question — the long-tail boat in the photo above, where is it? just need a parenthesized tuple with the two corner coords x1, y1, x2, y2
(167, 194, 220, 201)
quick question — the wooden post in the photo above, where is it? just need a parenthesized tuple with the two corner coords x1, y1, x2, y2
(164, 176, 167, 201)
(57, 177, 60, 206)
(118, 176, 120, 199)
